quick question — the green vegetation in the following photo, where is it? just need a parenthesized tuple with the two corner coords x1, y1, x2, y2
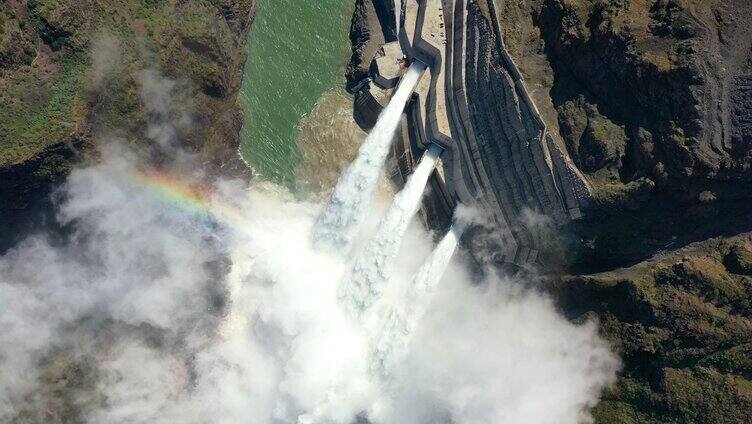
(0, 0, 231, 168)
(592, 400, 650, 424)
(594, 367, 752, 424)
(558, 235, 752, 423)
(27, 0, 87, 51)
(657, 256, 751, 312)
(2, 1, 253, 414)
(662, 368, 752, 423)
(725, 243, 752, 275)
(699, 343, 752, 375)
(0, 51, 88, 166)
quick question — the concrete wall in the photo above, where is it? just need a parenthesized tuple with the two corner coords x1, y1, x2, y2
(374, 0, 399, 42)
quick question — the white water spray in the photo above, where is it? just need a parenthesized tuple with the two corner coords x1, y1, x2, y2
(370, 216, 469, 378)
(0, 64, 621, 423)
(312, 62, 426, 252)
(341, 143, 443, 316)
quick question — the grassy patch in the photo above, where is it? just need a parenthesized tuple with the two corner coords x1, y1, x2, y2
(663, 367, 752, 423)
(171, 2, 215, 41)
(643, 50, 674, 72)
(0, 52, 88, 166)
(592, 401, 650, 424)
(0, 0, 216, 169)
(699, 343, 752, 376)
(657, 256, 750, 312)
(725, 243, 752, 275)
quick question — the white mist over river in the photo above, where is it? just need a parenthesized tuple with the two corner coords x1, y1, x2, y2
(0, 148, 618, 423)
(0, 66, 618, 423)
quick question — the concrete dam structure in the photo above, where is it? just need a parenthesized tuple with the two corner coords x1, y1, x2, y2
(349, 0, 592, 267)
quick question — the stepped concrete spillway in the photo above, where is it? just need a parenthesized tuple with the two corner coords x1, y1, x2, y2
(349, 0, 592, 268)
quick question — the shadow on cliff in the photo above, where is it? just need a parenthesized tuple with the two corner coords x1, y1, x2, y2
(558, 182, 752, 274)
(0, 142, 83, 255)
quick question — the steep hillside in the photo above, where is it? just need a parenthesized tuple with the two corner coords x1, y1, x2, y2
(550, 234, 752, 423)
(495, 0, 752, 268)
(0, 0, 256, 251)
(492, 1, 752, 421)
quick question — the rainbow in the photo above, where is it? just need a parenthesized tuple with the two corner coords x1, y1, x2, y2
(135, 168, 214, 217)
(133, 168, 253, 232)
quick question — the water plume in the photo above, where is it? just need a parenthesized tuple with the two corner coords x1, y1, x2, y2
(312, 62, 426, 252)
(342, 143, 443, 317)
(370, 211, 470, 379)
(0, 63, 619, 422)
(0, 144, 619, 423)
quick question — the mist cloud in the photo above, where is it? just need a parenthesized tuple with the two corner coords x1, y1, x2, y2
(91, 31, 121, 90)
(0, 70, 618, 422)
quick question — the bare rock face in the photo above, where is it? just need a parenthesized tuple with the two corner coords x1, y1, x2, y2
(346, 0, 398, 91)
(484, 2, 752, 422)
(159, 0, 257, 175)
(346, 0, 383, 88)
(536, 0, 752, 187)
(558, 99, 627, 173)
(0, 0, 256, 251)
(492, 0, 752, 269)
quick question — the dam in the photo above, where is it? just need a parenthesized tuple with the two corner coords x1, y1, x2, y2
(348, 0, 592, 268)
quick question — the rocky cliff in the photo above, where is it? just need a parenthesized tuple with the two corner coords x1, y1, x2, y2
(497, 1, 752, 422)
(0, 0, 256, 251)
(494, 0, 752, 269)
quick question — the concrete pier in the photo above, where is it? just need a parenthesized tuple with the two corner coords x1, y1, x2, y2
(350, 0, 592, 268)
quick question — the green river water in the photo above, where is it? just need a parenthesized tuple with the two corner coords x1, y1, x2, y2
(239, 0, 354, 187)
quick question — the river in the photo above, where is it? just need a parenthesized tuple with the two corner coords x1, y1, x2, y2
(239, 0, 354, 187)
